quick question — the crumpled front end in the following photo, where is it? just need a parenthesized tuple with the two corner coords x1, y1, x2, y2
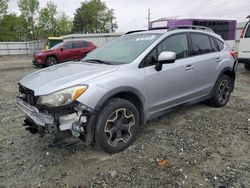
(16, 84, 95, 147)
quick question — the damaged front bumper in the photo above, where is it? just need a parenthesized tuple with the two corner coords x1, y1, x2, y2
(17, 97, 54, 126)
(16, 97, 95, 147)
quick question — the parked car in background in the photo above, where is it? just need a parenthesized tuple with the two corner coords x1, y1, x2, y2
(33, 40, 96, 67)
(18, 26, 237, 153)
(238, 15, 250, 70)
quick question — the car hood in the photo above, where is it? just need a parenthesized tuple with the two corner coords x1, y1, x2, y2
(20, 62, 119, 95)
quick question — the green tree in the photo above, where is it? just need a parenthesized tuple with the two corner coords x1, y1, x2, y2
(56, 12, 73, 36)
(18, 0, 39, 40)
(0, 14, 26, 41)
(38, 1, 57, 38)
(0, 0, 8, 15)
(72, 0, 118, 33)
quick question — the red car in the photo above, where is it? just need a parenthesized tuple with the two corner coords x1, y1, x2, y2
(33, 40, 96, 67)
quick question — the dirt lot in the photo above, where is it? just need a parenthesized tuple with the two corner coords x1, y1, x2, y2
(0, 55, 249, 188)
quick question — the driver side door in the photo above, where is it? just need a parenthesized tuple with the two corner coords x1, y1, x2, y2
(144, 33, 196, 117)
(59, 42, 75, 62)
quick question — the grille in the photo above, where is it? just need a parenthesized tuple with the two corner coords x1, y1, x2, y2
(19, 84, 36, 106)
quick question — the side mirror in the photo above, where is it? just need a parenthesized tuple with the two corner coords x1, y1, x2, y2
(158, 51, 176, 64)
(60, 47, 64, 51)
(155, 51, 176, 71)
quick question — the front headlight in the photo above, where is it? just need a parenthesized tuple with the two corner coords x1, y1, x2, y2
(37, 85, 88, 107)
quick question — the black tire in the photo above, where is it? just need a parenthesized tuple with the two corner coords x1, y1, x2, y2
(95, 98, 140, 153)
(208, 75, 232, 108)
(45, 56, 58, 66)
(244, 63, 250, 71)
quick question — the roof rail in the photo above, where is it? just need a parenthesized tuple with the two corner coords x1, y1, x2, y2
(125, 30, 147, 35)
(168, 25, 214, 33)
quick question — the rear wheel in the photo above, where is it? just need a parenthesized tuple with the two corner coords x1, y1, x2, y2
(45, 56, 57, 66)
(208, 75, 232, 108)
(244, 63, 250, 71)
(95, 98, 140, 153)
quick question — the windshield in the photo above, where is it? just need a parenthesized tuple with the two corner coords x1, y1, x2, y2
(50, 42, 62, 50)
(83, 33, 161, 65)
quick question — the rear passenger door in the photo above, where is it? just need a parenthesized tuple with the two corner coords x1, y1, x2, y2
(60, 42, 74, 61)
(73, 42, 83, 59)
(188, 33, 222, 97)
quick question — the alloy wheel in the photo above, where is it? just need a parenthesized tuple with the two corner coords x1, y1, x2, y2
(104, 108, 135, 147)
(218, 80, 230, 104)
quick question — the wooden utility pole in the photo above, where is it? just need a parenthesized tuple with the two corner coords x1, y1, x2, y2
(147, 8, 151, 29)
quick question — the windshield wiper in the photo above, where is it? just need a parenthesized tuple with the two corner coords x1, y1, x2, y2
(85, 59, 111, 65)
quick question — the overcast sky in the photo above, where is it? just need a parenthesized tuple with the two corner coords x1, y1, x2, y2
(8, 0, 250, 32)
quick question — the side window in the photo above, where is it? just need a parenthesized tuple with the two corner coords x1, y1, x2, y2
(144, 48, 157, 66)
(158, 34, 189, 59)
(63, 42, 73, 49)
(245, 23, 250, 38)
(83, 41, 89, 47)
(215, 38, 224, 51)
(209, 37, 218, 52)
(74, 41, 89, 48)
(190, 33, 212, 55)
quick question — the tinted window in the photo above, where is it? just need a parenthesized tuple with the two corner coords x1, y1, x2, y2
(74, 41, 89, 48)
(144, 48, 157, 66)
(215, 39, 224, 51)
(245, 23, 250, 38)
(190, 34, 212, 55)
(158, 34, 189, 59)
(209, 37, 218, 52)
(63, 42, 73, 49)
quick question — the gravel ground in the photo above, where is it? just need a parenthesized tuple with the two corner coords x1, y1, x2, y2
(0, 55, 249, 188)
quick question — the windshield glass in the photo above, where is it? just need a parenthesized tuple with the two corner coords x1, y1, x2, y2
(50, 42, 62, 50)
(83, 33, 161, 64)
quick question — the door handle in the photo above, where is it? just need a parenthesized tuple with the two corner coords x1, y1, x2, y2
(185, 65, 194, 70)
(216, 57, 222, 62)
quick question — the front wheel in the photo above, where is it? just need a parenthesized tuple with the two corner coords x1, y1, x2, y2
(244, 63, 250, 71)
(45, 56, 58, 66)
(208, 75, 232, 108)
(95, 98, 140, 153)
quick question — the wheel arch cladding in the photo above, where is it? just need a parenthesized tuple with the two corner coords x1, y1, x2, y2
(220, 68, 235, 92)
(94, 86, 146, 126)
(46, 55, 58, 62)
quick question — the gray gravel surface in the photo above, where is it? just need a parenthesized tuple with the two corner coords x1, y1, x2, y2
(0, 56, 249, 188)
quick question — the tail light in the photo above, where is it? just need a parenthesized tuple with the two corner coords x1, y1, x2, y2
(230, 50, 237, 59)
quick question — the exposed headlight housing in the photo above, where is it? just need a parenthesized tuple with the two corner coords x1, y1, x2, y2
(37, 85, 88, 107)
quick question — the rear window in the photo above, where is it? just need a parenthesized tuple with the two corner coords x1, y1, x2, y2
(215, 39, 224, 51)
(190, 33, 212, 55)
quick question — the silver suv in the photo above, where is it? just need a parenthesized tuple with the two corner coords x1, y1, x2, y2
(17, 26, 237, 153)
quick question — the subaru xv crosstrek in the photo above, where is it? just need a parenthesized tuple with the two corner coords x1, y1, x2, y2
(17, 27, 237, 153)
(33, 40, 96, 67)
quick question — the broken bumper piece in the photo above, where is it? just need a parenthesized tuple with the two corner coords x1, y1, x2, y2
(16, 97, 54, 126)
